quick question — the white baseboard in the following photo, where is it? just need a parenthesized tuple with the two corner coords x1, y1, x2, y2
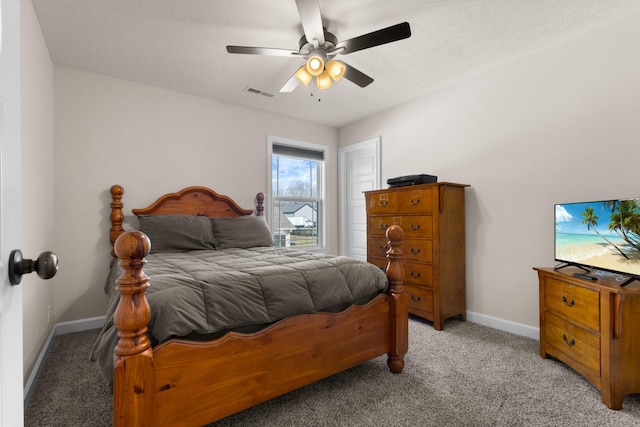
(23, 315, 106, 405)
(23, 325, 57, 404)
(55, 315, 105, 335)
(466, 311, 539, 341)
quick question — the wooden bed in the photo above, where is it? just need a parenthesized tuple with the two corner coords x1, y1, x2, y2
(108, 184, 407, 426)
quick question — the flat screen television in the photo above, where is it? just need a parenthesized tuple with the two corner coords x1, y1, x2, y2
(555, 198, 640, 286)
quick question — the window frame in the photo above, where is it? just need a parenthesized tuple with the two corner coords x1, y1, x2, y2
(267, 135, 327, 251)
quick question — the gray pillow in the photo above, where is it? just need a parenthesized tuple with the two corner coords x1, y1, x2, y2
(138, 214, 217, 253)
(210, 216, 274, 249)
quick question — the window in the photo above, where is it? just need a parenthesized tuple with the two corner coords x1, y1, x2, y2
(268, 136, 326, 250)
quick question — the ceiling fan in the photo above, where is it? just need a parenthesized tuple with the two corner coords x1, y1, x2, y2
(226, 0, 411, 92)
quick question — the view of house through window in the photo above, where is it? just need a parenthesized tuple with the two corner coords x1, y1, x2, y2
(270, 139, 325, 249)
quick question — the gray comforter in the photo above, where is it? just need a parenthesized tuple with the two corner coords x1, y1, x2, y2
(90, 247, 388, 384)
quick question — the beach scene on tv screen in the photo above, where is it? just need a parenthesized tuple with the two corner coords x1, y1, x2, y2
(555, 199, 640, 276)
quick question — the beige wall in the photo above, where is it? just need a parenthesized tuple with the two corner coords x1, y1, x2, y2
(21, 0, 56, 382)
(339, 13, 640, 332)
(52, 67, 339, 322)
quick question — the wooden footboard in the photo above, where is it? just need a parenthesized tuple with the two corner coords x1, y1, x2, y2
(153, 296, 396, 426)
(110, 185, 406, 426)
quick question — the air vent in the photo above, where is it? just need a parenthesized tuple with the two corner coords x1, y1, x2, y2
(244, 87, 274, 98)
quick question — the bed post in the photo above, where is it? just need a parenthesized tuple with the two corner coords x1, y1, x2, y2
(113, 230, 155, 426)
(110, 185, 125, 258)
(256, 192, 265, 216)
(385, 224, 407, 374)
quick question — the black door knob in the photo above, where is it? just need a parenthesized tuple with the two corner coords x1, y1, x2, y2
(8, 249, 58, 286)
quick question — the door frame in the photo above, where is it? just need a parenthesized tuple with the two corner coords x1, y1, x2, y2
(338, 136, 381, 257)
(0, 0, 24, 424)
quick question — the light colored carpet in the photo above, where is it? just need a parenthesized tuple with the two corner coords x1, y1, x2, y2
(25, 318, 640, 426)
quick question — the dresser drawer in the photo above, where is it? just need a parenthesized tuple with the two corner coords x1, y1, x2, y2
(368, 257, 433, 288)
(544, 311, 600, 378)
(404, 261, 433, 287)
(366, 191, 398, 214)
(368, 257, 387, 274)
(403, 238, 433, 263)
(367, 237, 392, 259)
(368, 236, 433, 263)
(369, 215, 433, 238)
(369, 216, 401, 237)
(544, 277, 600, 331)
(405, 284, 434, 316)
(398, 187, 434, 214)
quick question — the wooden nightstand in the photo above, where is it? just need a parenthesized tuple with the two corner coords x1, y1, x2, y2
(535, 267, 640, 409)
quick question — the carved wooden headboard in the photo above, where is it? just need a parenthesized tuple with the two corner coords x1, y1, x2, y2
(109, 185, 265, 256)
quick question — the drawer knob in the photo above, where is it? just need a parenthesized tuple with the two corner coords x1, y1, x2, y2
(561, 296, 575, 307)
(378, 244, 390, 251)
(410, 271, 421, 278)
(378, 200, 388, 207)
(562, 334, 576, 347)
(410, 247, 421, 254)
(409, 294, 422, 302)
(409, 224, 421, 230)
(409, 199, 420, 205)
(378, 224, 388, 229)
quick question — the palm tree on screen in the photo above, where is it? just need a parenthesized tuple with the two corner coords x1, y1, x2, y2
(581, 206, 629, 259)
(607, 199, 640, 253)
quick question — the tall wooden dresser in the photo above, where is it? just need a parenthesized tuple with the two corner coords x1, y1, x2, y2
(364, 182, 469, 330)
(535, 267, 640, 409)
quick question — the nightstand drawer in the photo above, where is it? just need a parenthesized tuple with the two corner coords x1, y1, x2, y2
(544, 277, 600, 331)
(369, 215, 433, 238)
(545, 311, 600, 378)
(399, 187, 433, 214)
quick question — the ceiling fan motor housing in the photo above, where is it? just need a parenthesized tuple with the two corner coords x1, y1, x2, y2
(298, 29, 339, 57)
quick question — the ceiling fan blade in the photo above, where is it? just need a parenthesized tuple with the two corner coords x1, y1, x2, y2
(226, 46, 299, 57)
(336, 22, 411, 55)
(342, 62, 374, 88)
(280, 73, 300, 93)
(295, 0, 325, 45)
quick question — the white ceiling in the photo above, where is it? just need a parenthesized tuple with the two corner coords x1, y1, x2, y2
(32, 0, 640, 128)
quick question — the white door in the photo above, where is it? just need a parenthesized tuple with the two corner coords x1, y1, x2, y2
(338, 137, 380, 259)
(0, 0, 25, 425)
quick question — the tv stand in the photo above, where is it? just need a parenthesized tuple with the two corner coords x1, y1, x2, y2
(535, 267, 640, 410)
(620, 275, 640, 287)
(554, 262, 590, 273)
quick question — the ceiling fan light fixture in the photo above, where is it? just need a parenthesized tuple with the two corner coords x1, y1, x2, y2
(226, 2, 412, 95)
(294, 65, 313, 86)
(306, 54, 325, 76)
(325, 60, 346, 81)
(316, 70, 333, 90)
